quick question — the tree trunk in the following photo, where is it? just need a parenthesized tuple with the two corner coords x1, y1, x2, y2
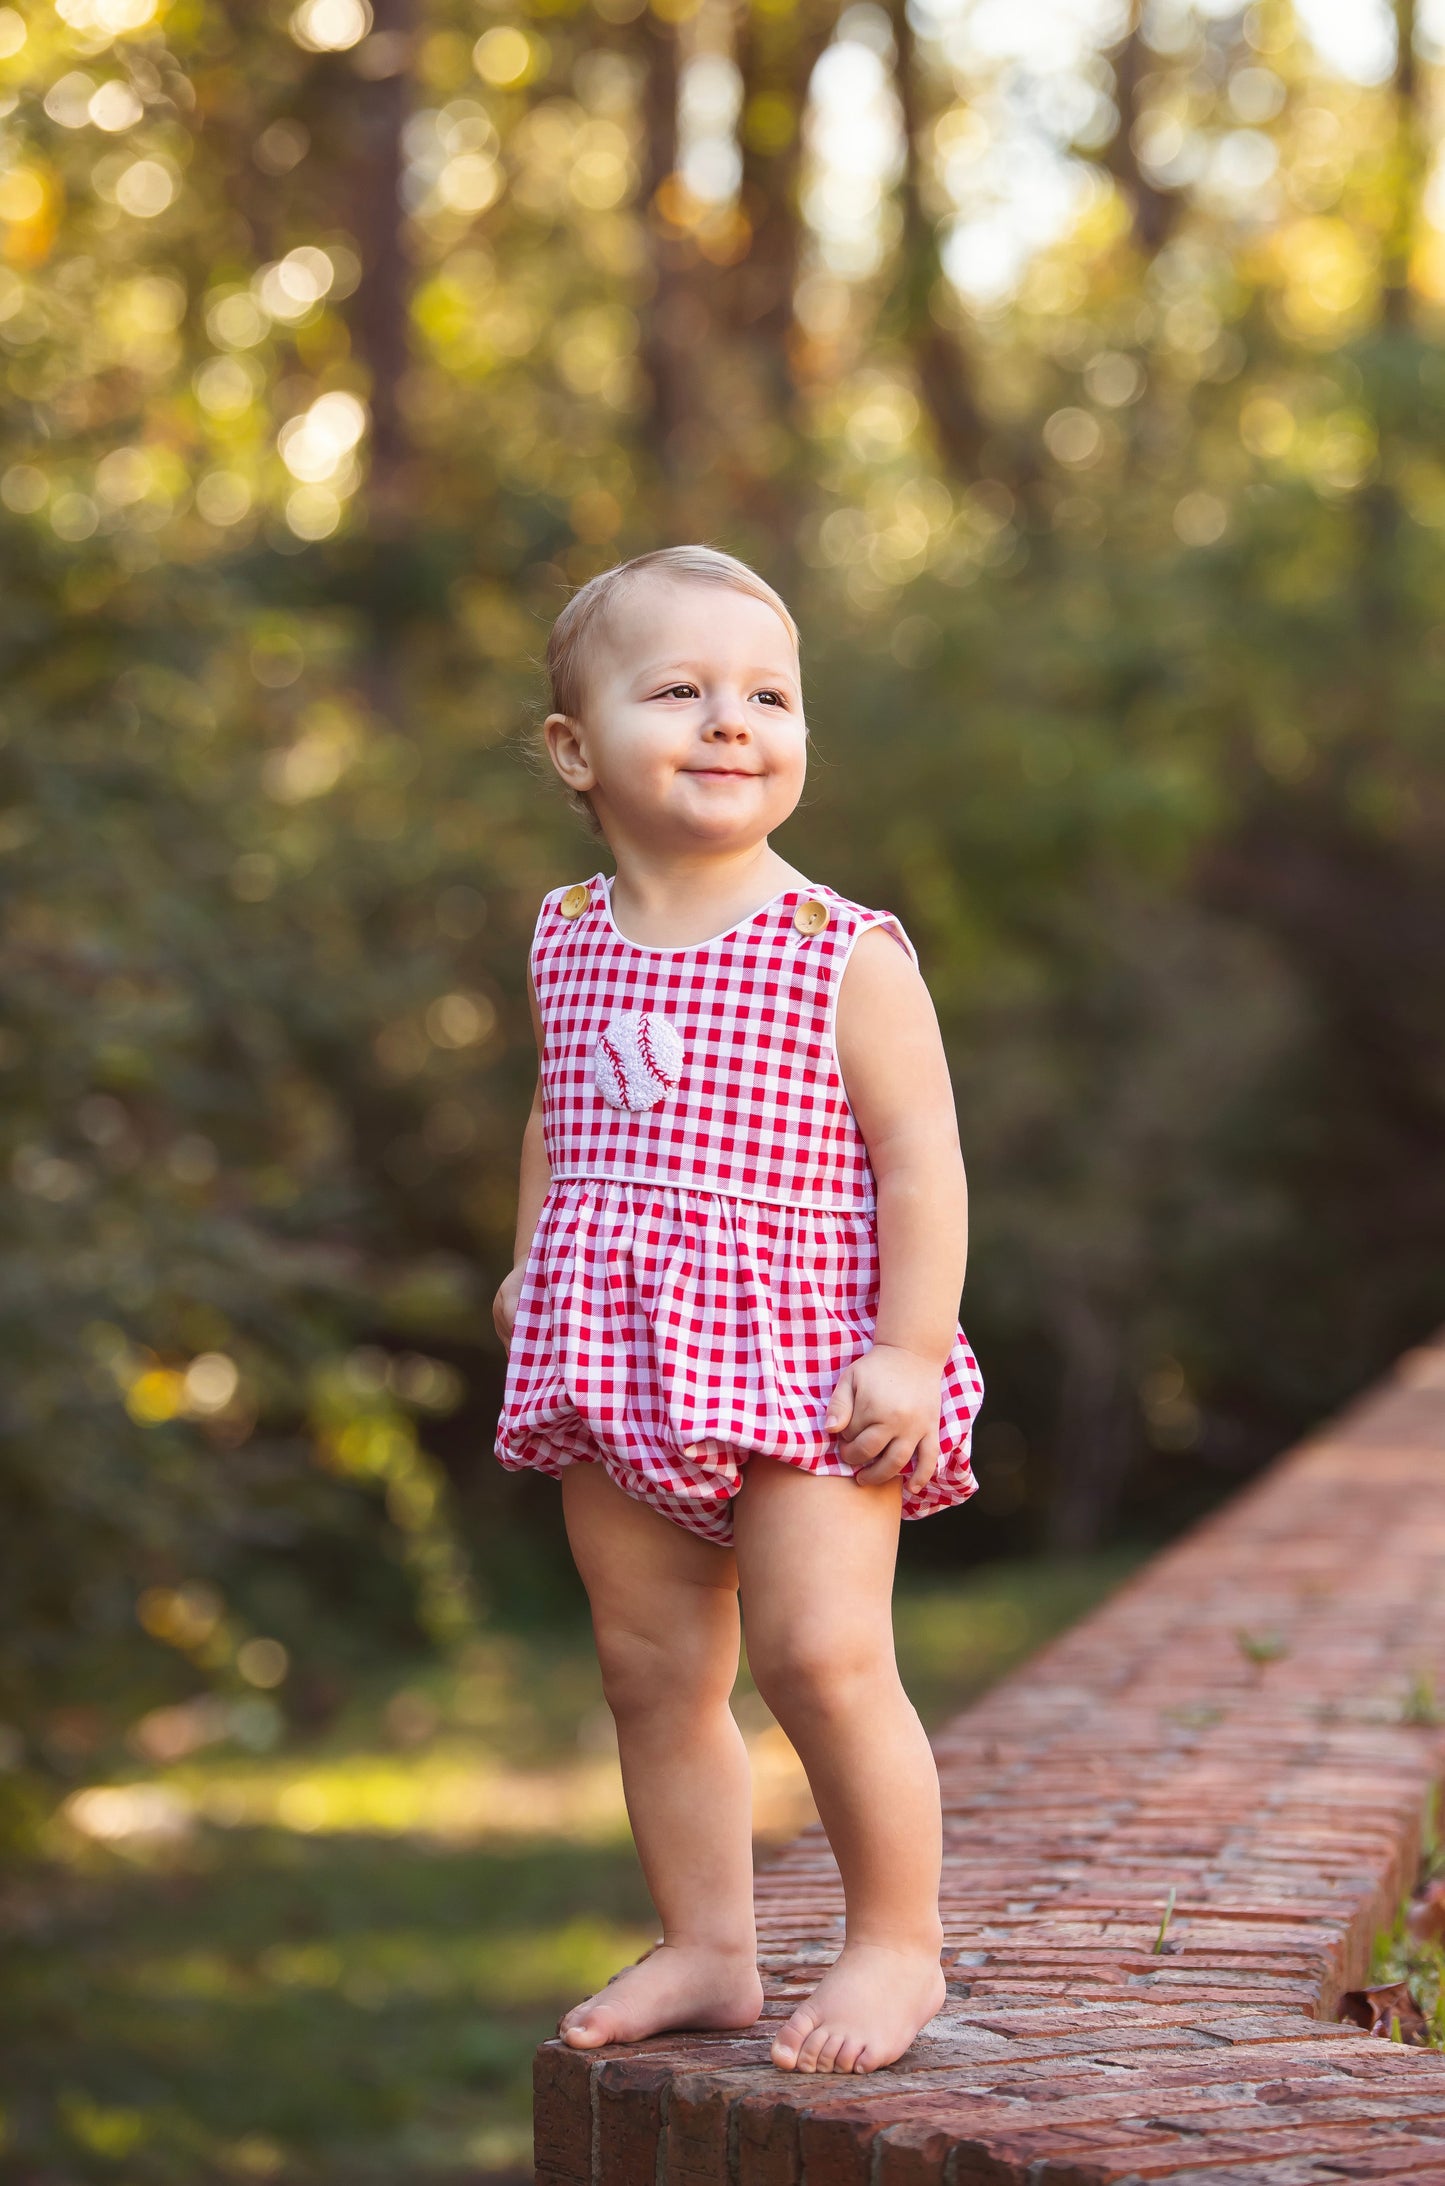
(333, 0, 416, 735)
(1382, 0, 1420, 329)
(1044, 1292, 1134, 1553)
(350, 0, 416, 533)
(707, 0, 835, 557)
(1360, 0, 1421, 641)
(884, 0, 987, 479)
(728, 0, 832, 415)
(1101, 0, 1178, 257)
(635, 4, 709, 497)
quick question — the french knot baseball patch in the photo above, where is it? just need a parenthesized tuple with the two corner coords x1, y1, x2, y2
(593, 1010, 685, 1113)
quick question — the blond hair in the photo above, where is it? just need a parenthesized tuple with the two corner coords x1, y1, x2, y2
(538, 546, 801, 841)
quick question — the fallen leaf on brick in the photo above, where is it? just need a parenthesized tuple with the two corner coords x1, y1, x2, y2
(1337, 1980, 1432, 2042)
(1405, 1880, 1445, 1944)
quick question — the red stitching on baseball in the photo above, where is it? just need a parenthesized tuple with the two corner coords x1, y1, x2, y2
(596, 1029, 628, 1107)
(637, 1017, 672, 1090)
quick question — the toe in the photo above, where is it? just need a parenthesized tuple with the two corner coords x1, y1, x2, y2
(835, 2034, 867, 2073)
(813, 2027, 848, 2073)
(770, 2009, 816, 2069)
(562, 2008, 615, 2047)
(794, 2021, 834, 2072)
(559, 1984, 610, 2035)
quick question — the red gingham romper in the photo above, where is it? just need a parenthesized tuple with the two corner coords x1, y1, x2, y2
(493, 869, 983, 1547)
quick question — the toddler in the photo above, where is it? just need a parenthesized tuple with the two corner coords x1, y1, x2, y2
(493, 544, 982, 2076)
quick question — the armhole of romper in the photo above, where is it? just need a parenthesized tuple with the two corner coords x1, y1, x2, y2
(821, 905, 921, 1146)
(527, 890, 554, 994)
(528, 890, 562, 1055)
(872, 911, 919, 969)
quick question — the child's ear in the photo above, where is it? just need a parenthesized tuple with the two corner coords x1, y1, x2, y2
(544, 712, 595, 790)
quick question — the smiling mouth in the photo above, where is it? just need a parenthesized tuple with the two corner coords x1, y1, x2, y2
(687, 768, 758, 778)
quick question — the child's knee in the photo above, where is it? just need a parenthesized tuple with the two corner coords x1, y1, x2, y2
(747, 1625, 891, 1719)
(595, 1611, 736, 1720)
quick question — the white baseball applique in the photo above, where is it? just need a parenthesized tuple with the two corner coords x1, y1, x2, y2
(593, 1010, 685, 1112)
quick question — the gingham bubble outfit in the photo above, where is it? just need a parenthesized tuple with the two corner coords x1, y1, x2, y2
(493, 870, 983, 1546)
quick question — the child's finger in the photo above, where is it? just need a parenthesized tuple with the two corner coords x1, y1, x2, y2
(907, 1433, 940, 1491)
(824, 1372, 854, 1434)
(852, 1435, 914, 1484)
(839, 1419, 891, 1467)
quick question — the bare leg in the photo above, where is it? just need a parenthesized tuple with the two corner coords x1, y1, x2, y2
(555, 1462, 763, 2047)
(733, 1459, 946, 2074)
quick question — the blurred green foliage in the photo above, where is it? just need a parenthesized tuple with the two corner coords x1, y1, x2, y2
(1, 0, 1443, 1913)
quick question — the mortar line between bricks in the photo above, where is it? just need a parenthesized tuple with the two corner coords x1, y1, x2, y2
(725, 2086, 741, 2177)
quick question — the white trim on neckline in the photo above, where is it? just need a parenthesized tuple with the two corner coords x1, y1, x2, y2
(596, 871, 816, 956)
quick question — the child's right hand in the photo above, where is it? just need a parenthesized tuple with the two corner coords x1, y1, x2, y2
(825, 1343, 943, 1490)
(492, 1265, 526, 1354)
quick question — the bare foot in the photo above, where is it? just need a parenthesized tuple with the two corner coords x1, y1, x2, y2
(769, 1940, 946, 2074)
(558, 1941, 763, 2049)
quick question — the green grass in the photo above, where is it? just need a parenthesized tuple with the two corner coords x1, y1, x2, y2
(1363, 1793, 1445, 2050)
(2, 1552, 1140, 2183)
(5, 1832, 651, 2182)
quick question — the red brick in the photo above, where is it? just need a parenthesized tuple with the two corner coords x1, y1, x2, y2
(533, 2040, 595, 2185)
(660, 2081, 732, 2186)
(596, 2055, 671, 2179)
(867, 2118, 955, 2185)
(791, 2109, 884, 2186)
(729, 2088, 800, 2185)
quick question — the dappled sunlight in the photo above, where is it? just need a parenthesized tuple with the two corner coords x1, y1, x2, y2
(56, 1564, 1140, 1868)
(60, 1725, 817, 1850)
(122, 1913, 658, 2012)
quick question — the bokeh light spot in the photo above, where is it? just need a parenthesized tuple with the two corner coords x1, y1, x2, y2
(290, 0, 373, 53)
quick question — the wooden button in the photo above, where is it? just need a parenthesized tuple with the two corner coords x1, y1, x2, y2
(793, 897, 830, 936)
(559, 883, 591, 918)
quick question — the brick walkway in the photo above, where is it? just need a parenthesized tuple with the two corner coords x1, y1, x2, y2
(534, 1339, 1445, 2183)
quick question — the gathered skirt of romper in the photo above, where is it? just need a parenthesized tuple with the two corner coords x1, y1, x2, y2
(494, 1175, 984, 1548)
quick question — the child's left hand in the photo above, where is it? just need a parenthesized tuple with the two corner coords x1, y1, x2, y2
(824, 1344, 943, 1491)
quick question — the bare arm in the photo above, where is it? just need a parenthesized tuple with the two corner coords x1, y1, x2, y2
(494, 967, 552, 1352)
(512, 967, 552, 1265)
(826, 924, 969, 1482)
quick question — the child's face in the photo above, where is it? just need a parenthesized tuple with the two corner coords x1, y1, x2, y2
(545, 577, 806, 854)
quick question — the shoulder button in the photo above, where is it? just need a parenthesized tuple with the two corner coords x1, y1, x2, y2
(793, 897, 830, 936)
(559, 883, 591, 919)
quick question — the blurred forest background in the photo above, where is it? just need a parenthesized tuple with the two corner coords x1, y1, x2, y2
(4, 0, 1445, 2176)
